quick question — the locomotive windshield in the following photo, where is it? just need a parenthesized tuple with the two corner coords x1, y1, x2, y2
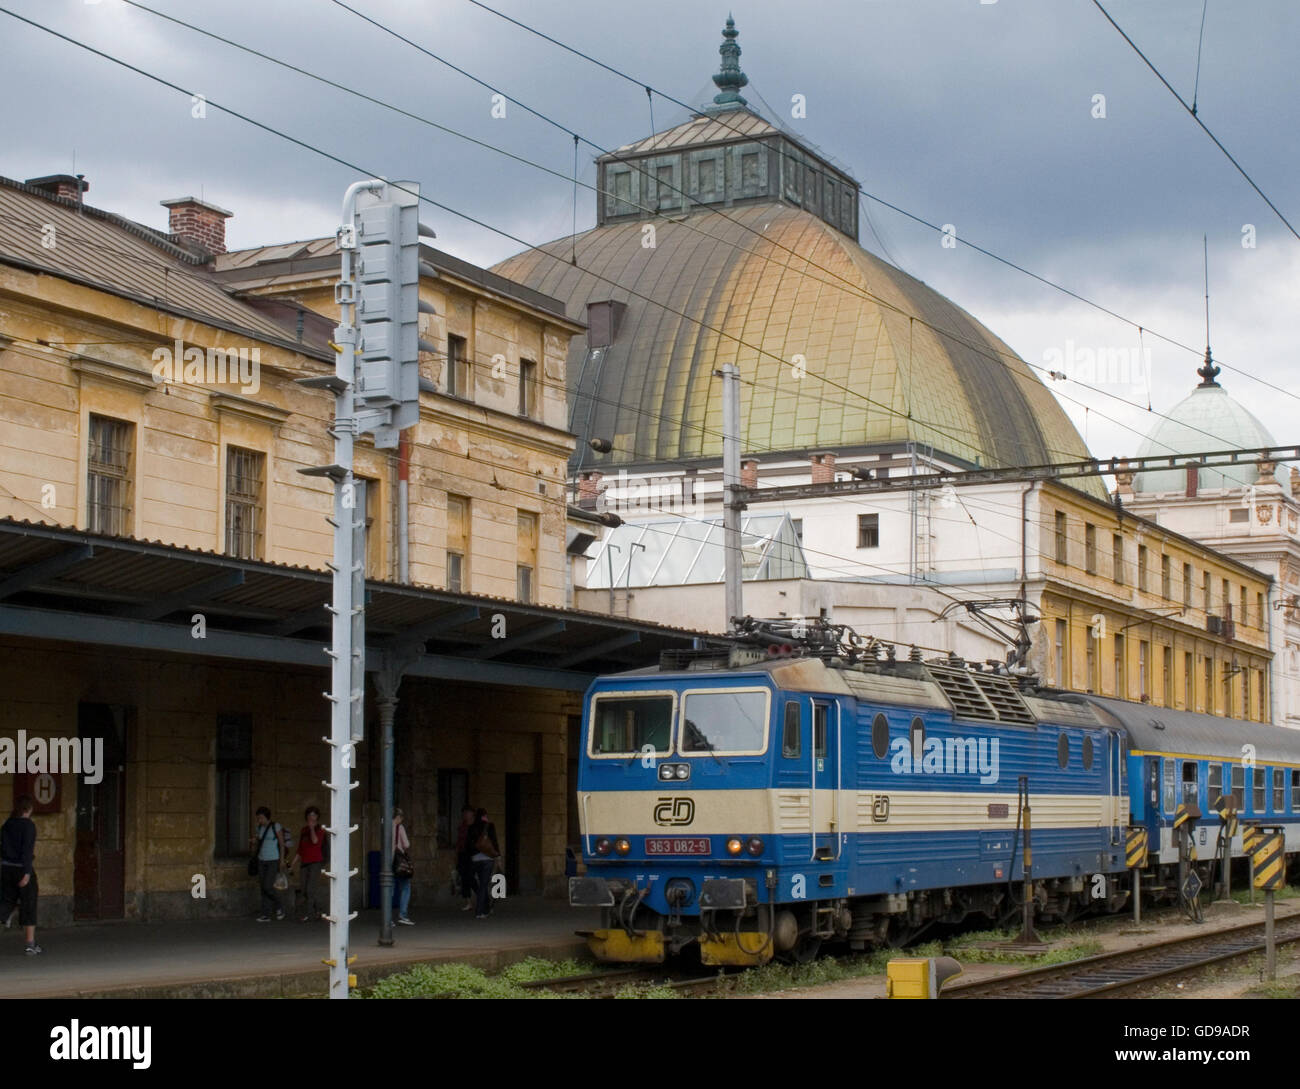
(680, 689, 769, 754)
(591, 694, 673, 755)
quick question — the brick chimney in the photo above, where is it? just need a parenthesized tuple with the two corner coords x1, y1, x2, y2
(1185, 461, 1200, 499)
(810, 452, 837, 485)
(25, 174, 88, 202)
(160, 196, 232, 256)
(577, 471, 603, 511)
(740, 458, 759, 489)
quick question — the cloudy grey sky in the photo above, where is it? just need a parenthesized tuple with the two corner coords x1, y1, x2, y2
(5, 0, 1297, 465)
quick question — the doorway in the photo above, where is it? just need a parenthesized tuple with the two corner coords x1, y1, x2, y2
(74, 703, 129, 920)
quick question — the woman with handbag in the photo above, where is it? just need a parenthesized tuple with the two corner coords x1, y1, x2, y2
(249, 806, 287, 922)
(467, 807, 501, 919)
(391, 808, 414, 926)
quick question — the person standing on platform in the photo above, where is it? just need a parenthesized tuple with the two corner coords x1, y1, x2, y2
(468, 807, 501, 920)
(250, 806, 287, 921)
(287, 806, 327, 921)
(392, 808, 414, 926)
(456, 805, 476, 911)
(0, 795, 40, 955)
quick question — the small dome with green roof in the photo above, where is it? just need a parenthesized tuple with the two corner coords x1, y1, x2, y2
(1133, 354, 1275, 493)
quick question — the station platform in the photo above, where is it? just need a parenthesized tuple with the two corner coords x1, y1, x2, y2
(7, 898, 601, 998)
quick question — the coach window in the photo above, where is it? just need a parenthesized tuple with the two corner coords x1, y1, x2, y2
(1057, 733, 1069, 769)
(1208, 763, 1223, 807)
(1253, 768, 1266, 814)
(1231, 765, 1245, 809)
(590, 694, 674, 757)
(681, 689, 769, 755)
(782, 702, 801, 758)
(1162, 760, 1176, 814)
(1273, 769, 1284, 814)
(872, 713, 890, 759)
(1292, 770, 1300, 813)
(1181, 761, 1198, 806)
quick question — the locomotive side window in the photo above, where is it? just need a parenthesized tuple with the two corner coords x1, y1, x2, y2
(908, 716, 924, 757)
(1057, 733, 1069, 769)
(782, 701, 801, 758)
(590, 695, 673, 756)
(1231, 765, 1244, 809)
(681, 689, 769, 755)
(1162, 760, 1175, 814)
(814, 704, 828, 759)
(871, 713, 889, 760)
(1082, 735, 1094, 771)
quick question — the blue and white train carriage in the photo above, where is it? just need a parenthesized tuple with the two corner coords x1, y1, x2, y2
(569, 631, 1300, 966)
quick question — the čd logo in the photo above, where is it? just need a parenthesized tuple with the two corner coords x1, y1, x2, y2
(653, 796, 695, 826)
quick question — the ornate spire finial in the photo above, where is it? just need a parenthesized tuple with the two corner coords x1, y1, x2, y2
(708, 15, 749, 111)
(1197, 235, 1220, 387)
(1196, 346, 1221, 388)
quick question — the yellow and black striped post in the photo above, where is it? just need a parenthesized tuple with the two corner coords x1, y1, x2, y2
(1174, 802, 1202, 922)
(1243, 824, 1264, 905)
(1212, 796, 1238, 901)
(1252, 828, 1285, 980)
(1126, 827, 1148, 925)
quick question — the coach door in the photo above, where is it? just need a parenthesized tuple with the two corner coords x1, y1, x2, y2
(74, 703, 128, 920)
(812, 700, 840, 861)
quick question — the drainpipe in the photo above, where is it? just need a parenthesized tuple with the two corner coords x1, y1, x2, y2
(397, 430, 410, 582)
(1267, 582, 1275, 724)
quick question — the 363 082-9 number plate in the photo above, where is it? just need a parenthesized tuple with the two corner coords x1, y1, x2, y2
(645, 837, 710, 855)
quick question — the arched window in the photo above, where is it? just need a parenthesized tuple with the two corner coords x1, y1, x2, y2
(872, 713, 890, 759)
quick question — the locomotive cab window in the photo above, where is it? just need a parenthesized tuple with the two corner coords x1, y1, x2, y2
(782, 701, 801, 758)
(590, 694, 674, 757)
(680, 688, 770, 756)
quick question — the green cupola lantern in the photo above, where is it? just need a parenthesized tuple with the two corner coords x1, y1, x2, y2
(707, 15, 749, 112)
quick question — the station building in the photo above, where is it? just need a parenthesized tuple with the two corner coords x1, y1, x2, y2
(492, 20, 1279, 720)
(0, 172, 701, 925)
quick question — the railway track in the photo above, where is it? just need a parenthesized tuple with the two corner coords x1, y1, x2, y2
(519, 966, 740, 998)
(944, 915, 1300, 998)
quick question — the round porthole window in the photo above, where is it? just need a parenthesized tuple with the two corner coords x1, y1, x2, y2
(872, 713, 889, 759)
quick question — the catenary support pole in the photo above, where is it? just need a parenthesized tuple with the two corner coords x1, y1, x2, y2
(720, 362, 742, 631)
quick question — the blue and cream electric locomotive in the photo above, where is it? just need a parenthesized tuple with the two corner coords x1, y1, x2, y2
(568, 619, 1300, 965)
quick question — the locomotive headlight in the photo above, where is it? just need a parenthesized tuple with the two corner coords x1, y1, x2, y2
(614, 837, 632, 855)
(594, 837, 612, 856)
(726, 837, 744, 856)
(658, 763, 674, 781)
(746, 837, 764, 856)
(674, 764, 689, 780)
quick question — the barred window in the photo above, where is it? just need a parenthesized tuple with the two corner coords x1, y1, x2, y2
(225, 446, 265, 559)
(87, 415, 133, 535)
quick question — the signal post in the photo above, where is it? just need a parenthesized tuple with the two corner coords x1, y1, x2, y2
(298, 180, 433, 997)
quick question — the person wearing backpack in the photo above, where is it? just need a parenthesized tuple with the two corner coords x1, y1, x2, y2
(467, 807, 501, 919)
(249, 806, 287, 921)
